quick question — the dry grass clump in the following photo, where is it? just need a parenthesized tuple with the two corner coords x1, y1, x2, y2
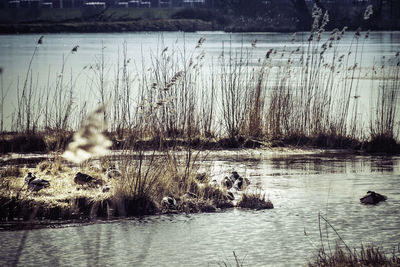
(309, 244, 400, 267)
(365, 134, 400, 153)
(177, 197, 217, 213)
(0, 165, 21, 178)
(237, 191, 274, 210)
(111, 150, 235, 215)
(36, 158, 68, 176)
(308, 214, 400, 267)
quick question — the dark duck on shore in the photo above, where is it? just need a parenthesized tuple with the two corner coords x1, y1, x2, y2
(228, 171, 250, 190)
(24, 172, 50, 191)
(74, 172, 103, 187)
(161, 196, 177, 209)
(221, 177, 233, 189)
(24, 172, 36, 183)
(360, 191, 387, 205)
(74, 172, 93, 185)
(230, 171, 240, 181)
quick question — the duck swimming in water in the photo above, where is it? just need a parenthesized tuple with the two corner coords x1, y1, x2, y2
(360, 191, 387, 205)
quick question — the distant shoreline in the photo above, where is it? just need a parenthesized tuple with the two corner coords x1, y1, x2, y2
(0, 19, 219, 34)
(1, 5, 400, 34)
(2, 19, 400, 34)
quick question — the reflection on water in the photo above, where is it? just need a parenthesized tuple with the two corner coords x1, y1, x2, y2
(1, 150, 400, 266)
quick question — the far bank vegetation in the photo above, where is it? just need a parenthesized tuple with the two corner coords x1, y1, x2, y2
(0, 6, 399, 154)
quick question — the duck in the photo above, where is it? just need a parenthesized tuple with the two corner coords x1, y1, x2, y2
(74, 172, 94, 185)
(24, 173, 50, 192)
(233, 176, 250, 190)
(233, 177, 244, 190)
(221, 176, 233, 189)
(24, 172, 36, 183)
(195, 172, 207, 183)
(28, 178, 50, 191)
(226, 191, 235, 201)
(106, 166, 122, 179)
(161, 196, 177, 209)
(360, 191, 387, 205)
(230, 171, 241, 181)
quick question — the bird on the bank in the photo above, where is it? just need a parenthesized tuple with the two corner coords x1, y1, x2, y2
(74, 172, 94, 185)
(106, 165, 122, 179)
(360, 191, 387, 205)
(24, 172, 36, 183)
(230, 171, 241, 181)
(24, 172, 50, 192)
(71, 45, 79, 53)
(195, 172, 207, 183)
(221, 176, 233, 189)
(234, 177, 244, 190)
(234, 177, 251, 190)
(161, 196, 177, 209)
(28, 178, 50, 191)
(251, 39, 257, 48)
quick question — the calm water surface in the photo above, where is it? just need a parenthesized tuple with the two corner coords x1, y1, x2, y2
(1, 150, 400, 266)
(0, 31, 399, 130)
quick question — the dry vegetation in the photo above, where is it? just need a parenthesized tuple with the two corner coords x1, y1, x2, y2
(0, 148, 247, 221)
(309, 244, 400, 267)
(0, 6, 399, 154)
(236, 191, 273, 210)
(307, 214, 400, 267)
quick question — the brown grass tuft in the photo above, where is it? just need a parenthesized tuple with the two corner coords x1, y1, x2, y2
(237, 191, 274, 210)
(309, 244, 400, 267)
(0, 165, 22, 178)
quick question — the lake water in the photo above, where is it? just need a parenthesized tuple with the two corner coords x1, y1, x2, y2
(0, 31, 399, 131)
(1, 149, 400, 266)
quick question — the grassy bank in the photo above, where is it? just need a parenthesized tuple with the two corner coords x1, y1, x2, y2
(309, 244, 400, 267)
(0, 149, 273, 224)
(2, 131, 399, 154)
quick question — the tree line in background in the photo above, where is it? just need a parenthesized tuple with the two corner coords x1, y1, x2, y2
(211, 0, 400, 30)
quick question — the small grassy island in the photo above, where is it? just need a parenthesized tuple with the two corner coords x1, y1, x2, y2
(0, 148, 274, 229)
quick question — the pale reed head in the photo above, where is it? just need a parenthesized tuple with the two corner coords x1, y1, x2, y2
(62, 106, 112, 164)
